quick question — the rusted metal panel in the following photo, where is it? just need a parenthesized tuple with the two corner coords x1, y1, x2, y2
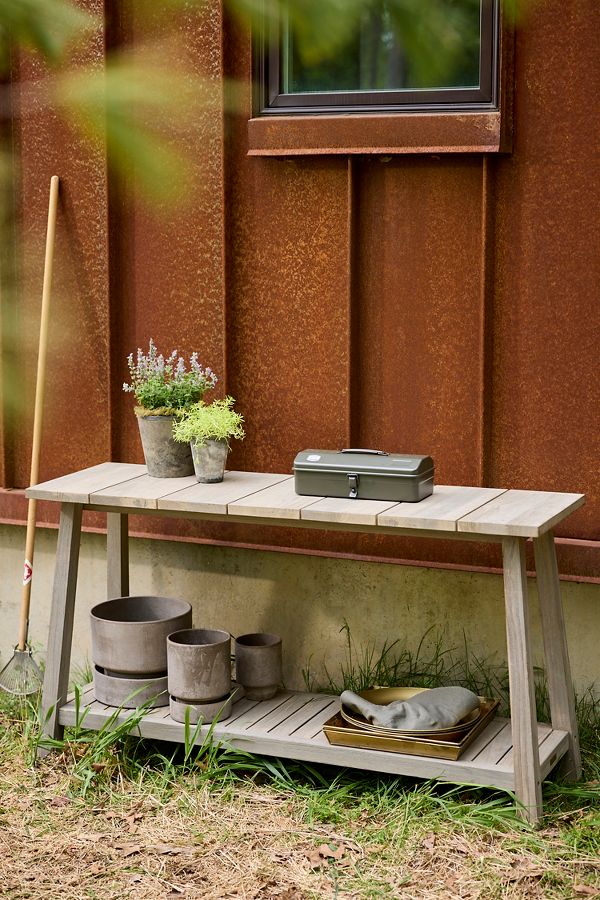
(352, 156, 487, 487)
(111, 0, 228, 467)
(223, 24, 352, 475)
(11, 0, 111, 488)
(248, 112, 504, 156)
(224, 155, 352, 474)
(488, 0, 600, 542)
(1, 0, 598, 580)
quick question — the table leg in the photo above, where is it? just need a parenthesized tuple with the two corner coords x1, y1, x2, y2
(107, 512, 129, 599)
(502, 536, 542, 824)
(533, 529, 581, 780)
(38, 503, 83, 756)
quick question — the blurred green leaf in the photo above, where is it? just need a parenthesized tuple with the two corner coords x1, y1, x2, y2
(0, 0, 95, 69)
(228, 0, 366, 65)
(54, 56, 226, 204)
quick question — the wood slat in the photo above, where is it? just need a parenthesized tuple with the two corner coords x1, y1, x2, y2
(26, 462, 147, 503)
(500, 722, 553, 771)
(466, 721, 512, 767)
(458, 489, 585, 537)
(262, 696, 335, 737)
(56, 690, 568, 793)
(538, 730, 570, 780)
(224, 696, 261, 724)
(460, 717, 510, 762)
(241, 694, 310, 734)
(91, 473, 198, 509)
(301, 496, 399, 526)
(291, 699, 339, 739)
(377, 486, 507, 531)
(157, 471, 291, 514)
(224, 693, 293, 729)
(228, 477, 322, 519)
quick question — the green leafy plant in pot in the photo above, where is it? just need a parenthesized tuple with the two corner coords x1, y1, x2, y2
(172, 396, 245, 483)
(123, 339, 217, 478)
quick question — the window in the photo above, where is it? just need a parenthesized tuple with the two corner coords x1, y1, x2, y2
(255, 0, 499, 115)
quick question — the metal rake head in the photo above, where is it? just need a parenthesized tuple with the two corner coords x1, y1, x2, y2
(0, 647, 43, 696)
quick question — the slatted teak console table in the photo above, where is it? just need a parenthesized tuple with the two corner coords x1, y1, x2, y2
(28, 463, 585, 823)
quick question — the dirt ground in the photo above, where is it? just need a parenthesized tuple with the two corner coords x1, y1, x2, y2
(2, 739, 600, 900)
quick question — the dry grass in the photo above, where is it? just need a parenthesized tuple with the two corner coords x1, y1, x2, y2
(1, 696, 600, 899)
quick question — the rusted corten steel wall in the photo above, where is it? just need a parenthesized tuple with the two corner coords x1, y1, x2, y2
(0, 0, 598, 580)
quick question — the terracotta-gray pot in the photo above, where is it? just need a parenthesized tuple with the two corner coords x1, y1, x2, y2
(137, 414, 194, 478)
(191, 439, 229, 483)
(93, 666, 169, 708)
(167, 628, 231, 703)
(235, 633, 282, 701)
(90, 596, 192, 676)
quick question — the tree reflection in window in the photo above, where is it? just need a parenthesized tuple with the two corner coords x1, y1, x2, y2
(282, 0, 483, 96)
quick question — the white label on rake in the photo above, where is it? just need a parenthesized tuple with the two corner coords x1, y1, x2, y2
(23, 559, 33, 585)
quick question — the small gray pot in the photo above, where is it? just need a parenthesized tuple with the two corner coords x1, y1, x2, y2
(235, 633, 282, 701)
(137, 414, 194, 478)
(191, 439, 229, 483)
(91, 596, 192, 676)
(167, 628, 231, 703)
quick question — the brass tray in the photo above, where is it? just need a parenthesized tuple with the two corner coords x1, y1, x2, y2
(340, 686, 482, 738)
(324, 698, 500, 761)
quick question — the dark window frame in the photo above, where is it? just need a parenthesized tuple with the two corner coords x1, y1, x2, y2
(254, 0, 500, 116)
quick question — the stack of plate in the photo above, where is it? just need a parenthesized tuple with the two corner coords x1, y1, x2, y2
(324, 686, 499, 760)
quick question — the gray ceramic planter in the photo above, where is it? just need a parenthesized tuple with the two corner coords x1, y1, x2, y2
(137, 414, 194, 478)
(167, 628, 231, 703)
(90, 596, 192, 676)
(191, 439, 229, 483)
(235, 633, 282, 701)
(93, 666, 169, 708)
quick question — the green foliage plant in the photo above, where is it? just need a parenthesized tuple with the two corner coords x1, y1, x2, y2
(172, 396, 245, 448)
(123, 339, 218, 417)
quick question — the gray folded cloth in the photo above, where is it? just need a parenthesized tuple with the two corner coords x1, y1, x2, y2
(340, 686, 480, 731)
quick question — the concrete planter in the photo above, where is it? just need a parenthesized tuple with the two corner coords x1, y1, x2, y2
(93, 666, 169, 708)
(137, 415, 194, 478)
(167, 628, 231, 703)
(235, 633, 282, 701)
(191, 439, 229, 483)
(90, 595, 192, 676)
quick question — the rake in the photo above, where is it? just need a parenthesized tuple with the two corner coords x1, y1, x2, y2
(0, 176, 59, 696)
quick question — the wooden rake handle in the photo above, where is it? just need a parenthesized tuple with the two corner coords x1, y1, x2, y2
(18, 175, 60, 651)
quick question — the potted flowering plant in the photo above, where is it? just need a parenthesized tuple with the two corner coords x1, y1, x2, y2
(123, 339, 217, 478)
(172, 396, 245, 483)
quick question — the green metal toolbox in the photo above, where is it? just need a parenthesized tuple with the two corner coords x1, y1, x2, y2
(293, 449, 434, 503)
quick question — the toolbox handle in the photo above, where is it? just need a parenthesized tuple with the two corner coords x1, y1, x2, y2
(340, 448, 389, 456)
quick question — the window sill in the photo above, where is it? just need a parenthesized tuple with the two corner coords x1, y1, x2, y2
(247, 110, 510, 156)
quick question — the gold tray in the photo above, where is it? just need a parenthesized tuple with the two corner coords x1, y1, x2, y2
(340, 686, 482, 738)
(324, 698, 500, 761)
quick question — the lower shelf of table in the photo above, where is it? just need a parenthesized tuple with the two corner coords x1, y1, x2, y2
(59, 685, 569, 793)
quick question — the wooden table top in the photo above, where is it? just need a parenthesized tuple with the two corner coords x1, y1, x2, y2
(26, 462, 585, 539)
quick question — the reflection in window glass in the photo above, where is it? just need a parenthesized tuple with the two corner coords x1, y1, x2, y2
(282, 0, 482, 95)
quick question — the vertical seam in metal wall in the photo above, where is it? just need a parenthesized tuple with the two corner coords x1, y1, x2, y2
(348, 155, 361, 448)
(346, 157, 353, 447)
(105, 0, 127, 465)
(479, 154, 495, 487)
(218, 0, 228, 393)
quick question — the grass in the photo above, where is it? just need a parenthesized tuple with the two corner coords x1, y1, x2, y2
(0, 630, 599, 898)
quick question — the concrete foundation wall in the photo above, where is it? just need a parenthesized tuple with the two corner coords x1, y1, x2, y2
(0, 524, 598, 692)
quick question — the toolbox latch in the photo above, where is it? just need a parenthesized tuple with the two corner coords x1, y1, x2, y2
(347, 473, 359, 499)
